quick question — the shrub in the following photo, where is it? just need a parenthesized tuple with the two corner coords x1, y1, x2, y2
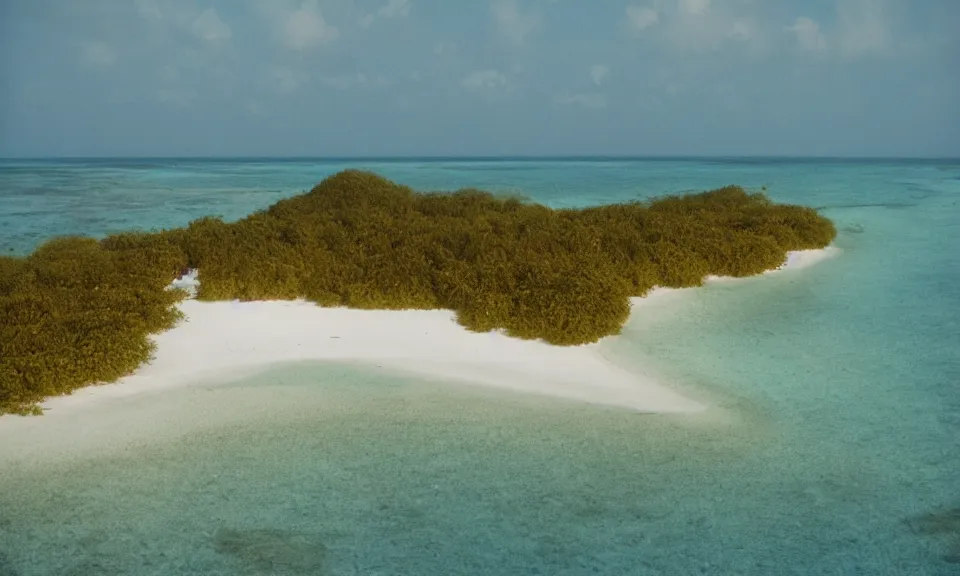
(0, 236, 186, 414)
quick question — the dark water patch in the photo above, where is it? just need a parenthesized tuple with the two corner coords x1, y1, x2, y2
(842, 223, 865, 234)
(62, 559, 123, 576)
(0, 210, 68, 219)
(212, 527, 329, 575)
(0, 551, 20, 576)
(906, 507, 960, 536)
(0, 167, 101, 178)
(897, 181, 944, 201)
(904, 506, 960, 564)
(20, 186, 86, 197)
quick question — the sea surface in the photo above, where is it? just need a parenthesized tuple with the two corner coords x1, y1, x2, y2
(1, 157, 958, 575)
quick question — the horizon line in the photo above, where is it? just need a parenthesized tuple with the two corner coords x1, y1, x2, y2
(2, 154, 958, 162)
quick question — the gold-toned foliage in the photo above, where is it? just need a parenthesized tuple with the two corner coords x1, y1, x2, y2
(0, 236, 187, 414)
(0, 170, 836, 414)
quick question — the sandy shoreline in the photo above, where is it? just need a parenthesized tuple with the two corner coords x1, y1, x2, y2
(0, 247, 839, 421)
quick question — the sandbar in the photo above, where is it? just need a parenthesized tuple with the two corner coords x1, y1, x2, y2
(0, 247, 839, 422)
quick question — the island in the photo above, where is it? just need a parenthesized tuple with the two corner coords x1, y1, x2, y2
(0, 170, 836, 415)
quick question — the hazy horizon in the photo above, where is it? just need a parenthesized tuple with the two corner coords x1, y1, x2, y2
(3, 154, 959, 161)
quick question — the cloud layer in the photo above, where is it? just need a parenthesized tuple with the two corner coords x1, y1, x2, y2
(0, 0, 957, 157)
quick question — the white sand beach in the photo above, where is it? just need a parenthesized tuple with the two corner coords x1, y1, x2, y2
(1, 247, 839, 421)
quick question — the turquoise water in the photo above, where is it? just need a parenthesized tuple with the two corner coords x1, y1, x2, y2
(1, 158, 958, 574)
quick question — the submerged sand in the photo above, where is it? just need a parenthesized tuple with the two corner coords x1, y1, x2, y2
(0, 247, 839, 422)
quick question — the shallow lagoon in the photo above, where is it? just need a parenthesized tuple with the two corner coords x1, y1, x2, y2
(1, 158, 958, 574)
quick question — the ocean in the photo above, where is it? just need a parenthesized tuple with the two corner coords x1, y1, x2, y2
(1, 158, 958, 575)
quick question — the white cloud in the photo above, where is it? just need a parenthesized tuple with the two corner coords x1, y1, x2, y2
(81, 41, 117, 67)
(555, 93, 606, 109)
(786, 17, 827, 52)
(263, 0, 340, 50)
(626, 0, 763, 54)
(781, 2, 891, 60)
(360, 0, 412, 28)
(192, 9, 232, 46)
(135, 0, 163, 20)
(836, 0, 889, 59)
(379, 0, 412, 19)
(727, 19, 753, 42)
(491, 0, 539, 46)
(131, 2, 236, 59)
(626, 5, 659, 33)
(680, 0, 711, 17)
(625, 0, 895, 60)
(590, 64, 609, 86)
(462, 69, 509, 90)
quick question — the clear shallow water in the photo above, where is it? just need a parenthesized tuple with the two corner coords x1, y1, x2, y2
(1, 158, 958, 574)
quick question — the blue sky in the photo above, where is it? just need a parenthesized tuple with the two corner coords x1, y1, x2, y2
(1, 0, 957, 157)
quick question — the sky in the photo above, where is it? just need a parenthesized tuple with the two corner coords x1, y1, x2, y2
(0, 0, 957, 158)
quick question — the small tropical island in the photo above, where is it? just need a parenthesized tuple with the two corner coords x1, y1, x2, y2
(0, 170, 836, 415)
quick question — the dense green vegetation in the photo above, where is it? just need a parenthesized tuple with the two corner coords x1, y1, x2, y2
(0, 170, 836, 414)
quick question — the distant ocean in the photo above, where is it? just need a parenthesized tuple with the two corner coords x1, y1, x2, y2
(1, 157, 958, 574)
